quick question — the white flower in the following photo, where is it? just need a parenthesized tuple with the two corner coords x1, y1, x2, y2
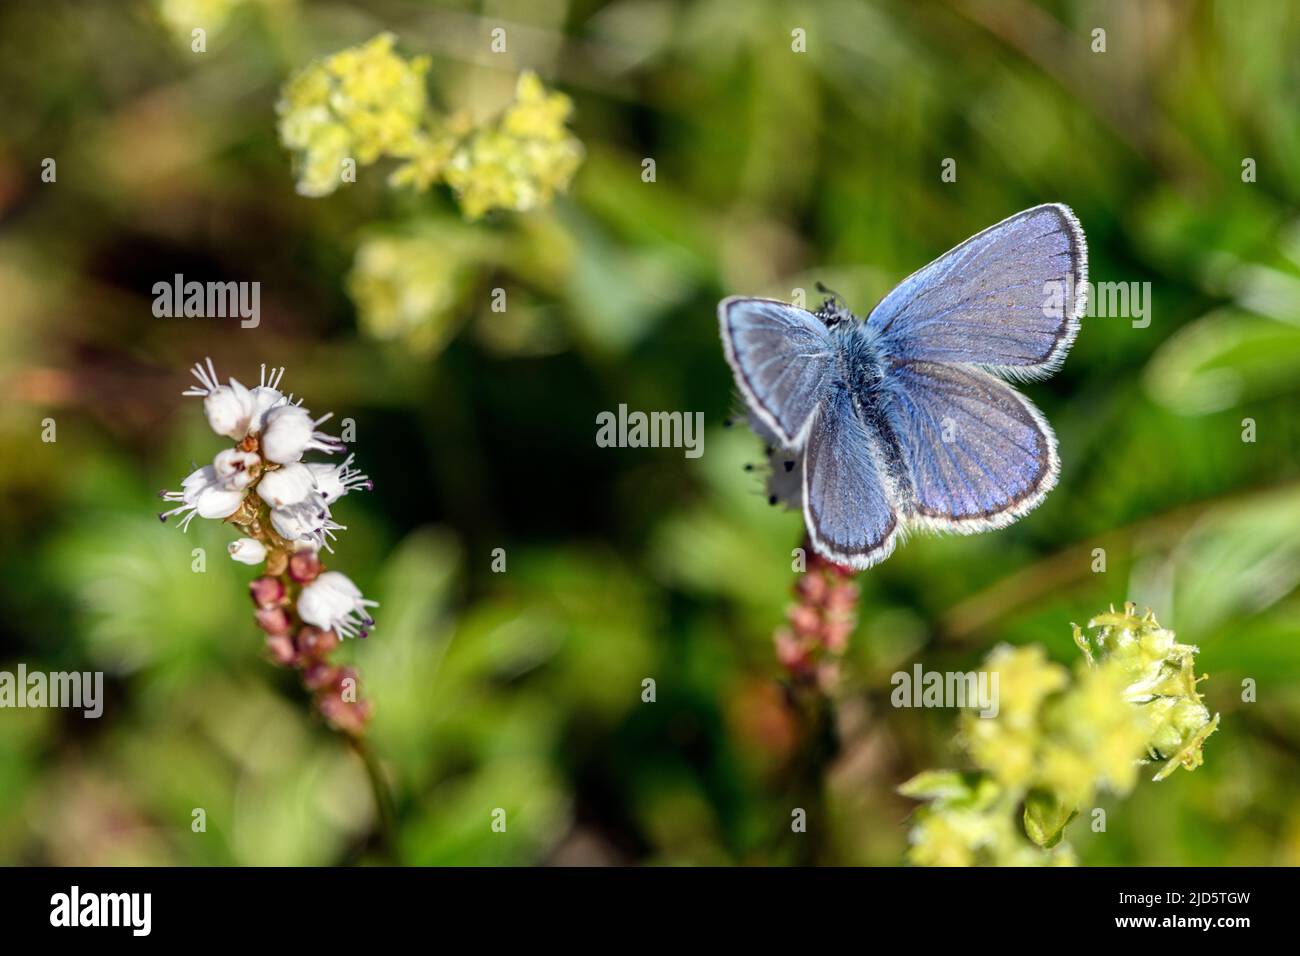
(297, 571, 378, 639)
(261, 404, 343, 464)
(256, 462, 319, 509)
(207, 382, 254, 440)
(270, 502, 345, 552)
(183, 358, 255, 440)
(228, 537, 267, 565)
(213, 448, 261, 491)
(306, 454, 372, 504)
(159, 465, 242, 531)
(247, 364, 288, 434)
(260, 462, 340, 550)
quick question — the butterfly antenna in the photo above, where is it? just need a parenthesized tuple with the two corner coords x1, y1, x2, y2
(814, 280, 842, 302)
(814, 281, 853, 326)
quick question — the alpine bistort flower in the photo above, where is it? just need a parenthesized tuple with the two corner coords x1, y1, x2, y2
(256, 461, 321, 509)
(307, 454, 372, 504)
(183, 358, 256, 439)
(213, 448, 262, 491)
(158, 464, 244, 530)
(298, 571, 378, 639)
(247, 364, 288, 433)
(261, 403, 343, 464)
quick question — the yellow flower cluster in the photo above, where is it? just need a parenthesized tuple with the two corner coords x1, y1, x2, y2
(901, 604, 1218, 866)
(392, 72, 585, 220)
(277, 35, 583, 217)
(276, 33, 431, 197)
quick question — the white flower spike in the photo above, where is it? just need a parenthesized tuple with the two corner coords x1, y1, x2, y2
(165, 358, 376, 734)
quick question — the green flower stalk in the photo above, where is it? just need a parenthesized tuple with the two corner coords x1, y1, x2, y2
(277, 33, 583, 217)
(900, 604, 1219, 866)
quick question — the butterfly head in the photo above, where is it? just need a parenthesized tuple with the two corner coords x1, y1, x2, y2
(812, 282, 859, 328)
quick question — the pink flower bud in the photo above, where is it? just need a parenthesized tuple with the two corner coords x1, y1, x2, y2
(318, 696, 371, 736)
(265, 633, 297, 665)
(249, 576, 285, 608)
(787, 604, 821, 636)
(302, 662, 341, 691)
(295, 625, 338, 659)
(795, 572, 829, 604)
(774, 629, 806, 670)
(289, 550, 322, 583)
(255, 605, 292, 636)
(823, 619, 853, 653)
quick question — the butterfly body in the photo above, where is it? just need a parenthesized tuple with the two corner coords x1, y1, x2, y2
(823, 317, 913, 498)
(719, 204, 1088, 570)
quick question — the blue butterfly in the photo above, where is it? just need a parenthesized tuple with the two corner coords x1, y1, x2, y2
(719, 204, 1088, 570)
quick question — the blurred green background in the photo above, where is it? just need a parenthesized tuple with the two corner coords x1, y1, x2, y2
(1, 0, 1298, 865)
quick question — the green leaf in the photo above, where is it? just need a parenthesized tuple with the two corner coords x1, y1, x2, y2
(1145, 308, 1300, 414)
(1023, 789, 1078, 849)
(898, 770, 972, 802)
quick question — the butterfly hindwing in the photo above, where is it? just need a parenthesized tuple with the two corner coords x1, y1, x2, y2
(803, 388, 899, 569)
(718, 297, 836, 447)
(882, 360, 1057, 531)
(869, 204, 1087, 379)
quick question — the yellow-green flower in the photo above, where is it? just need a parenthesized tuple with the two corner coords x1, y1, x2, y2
(1074, 604, 1219, 780)
(960, 644, 1067, 790)
(440, 72, 585, 220)
(1040, 662, 1147, 803)
(157, 0, 268, 47)
(346, 227, 502, 355)
(387, 112, 474, 192)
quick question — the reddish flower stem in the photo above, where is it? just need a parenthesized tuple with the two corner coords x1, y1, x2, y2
(774, 539, 860, 693)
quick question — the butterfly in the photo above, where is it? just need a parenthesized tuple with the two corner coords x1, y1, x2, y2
(718, 203, 1088, 570)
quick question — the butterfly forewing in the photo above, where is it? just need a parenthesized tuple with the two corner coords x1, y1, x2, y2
(868, 204, 1087, 379)
(718, 297, 836, 447)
